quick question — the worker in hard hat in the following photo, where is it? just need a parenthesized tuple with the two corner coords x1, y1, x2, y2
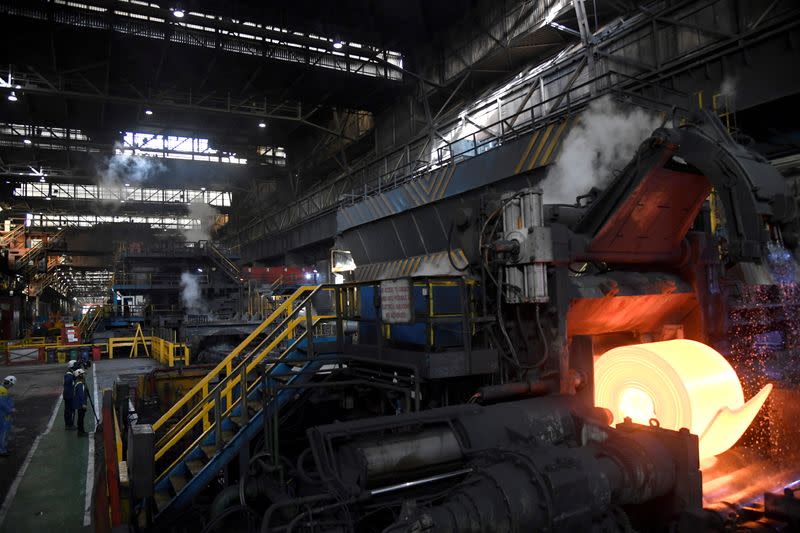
(73, 369, 88, 436)
(0, 376, 17, 456)
(63, 361, 77, 429)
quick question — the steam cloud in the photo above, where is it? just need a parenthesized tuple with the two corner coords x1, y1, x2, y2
(182, 201, 219, 242)
(541, 96, 661, 204)
(99, 147, 166, 190)
(180, 272, 203, 313)
(720, 75, 737, 100)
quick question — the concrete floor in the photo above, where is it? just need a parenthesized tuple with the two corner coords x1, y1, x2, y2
(0, 358, 159, 532)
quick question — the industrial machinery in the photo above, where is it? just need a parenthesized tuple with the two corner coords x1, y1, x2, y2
(138, 110, 799, 532)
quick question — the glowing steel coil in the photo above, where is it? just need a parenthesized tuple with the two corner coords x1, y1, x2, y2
(595, 339, 772, 459)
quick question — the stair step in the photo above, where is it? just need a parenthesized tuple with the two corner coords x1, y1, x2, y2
(201, 444, 217, 458)
(169, 474, 188, 494)
(186, 459, 205, 477)
(247, 399, 263, 412)
(154, 490, 172, 514)
(230, 415, 248, 427)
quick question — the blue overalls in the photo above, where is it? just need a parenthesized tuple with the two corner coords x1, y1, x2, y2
(63, 371, 75, 428)
(0, 385, 13, 455)
(74, 380, 88, 434)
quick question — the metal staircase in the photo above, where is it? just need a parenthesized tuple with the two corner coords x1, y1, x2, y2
(204, 241, 242, 284)
(0, 224, 24, 248)
(150, 285, 334, 518)
(78, 306, 106, 341)
(15, 227, 69, 276)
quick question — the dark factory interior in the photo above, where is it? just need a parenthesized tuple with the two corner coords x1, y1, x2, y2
(1, 1, 800, 532)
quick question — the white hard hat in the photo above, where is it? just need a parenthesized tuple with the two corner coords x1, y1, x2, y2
(3, 376, 16, 387)
(73, 368, 85, 378)
(67, 361, 77, 370)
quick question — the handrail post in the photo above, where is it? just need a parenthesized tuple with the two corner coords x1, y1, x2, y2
(225, 362, 233, 408)
(335, 286, 344, 353)
(305, 301, 314, 360)
(214, 389, 222, 451)
(202, 384, 210, 430)
(240, 362, 249, 425)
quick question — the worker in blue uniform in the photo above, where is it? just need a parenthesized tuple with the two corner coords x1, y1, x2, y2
(63, 361, 76, 429)
(73, 369, 88, 436)
(0, 375, 17, 456)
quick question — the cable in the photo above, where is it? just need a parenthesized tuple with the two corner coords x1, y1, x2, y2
(534, 304, 550, 368)
(201, 504, 259, 533)
(447, 223, 470, 272)
(495, 268, 521, 371)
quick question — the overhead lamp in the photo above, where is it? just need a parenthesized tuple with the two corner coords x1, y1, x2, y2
(197, 268, 203, 273)
(258, 122, 266, 128)
(145, 109, 153, 116)
(39, 177, 45, 183)
(332, 38, 344, 50)
(172, 8, 184, 18)
(44, 197, 51, 201)
(125, 183, 131, 187)
(200, 187, 206, 191)
(23, 138, 32, 145)
(7, 92, 18, 102)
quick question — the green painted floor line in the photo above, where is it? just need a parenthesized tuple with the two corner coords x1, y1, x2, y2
(0, 374, 96, 533)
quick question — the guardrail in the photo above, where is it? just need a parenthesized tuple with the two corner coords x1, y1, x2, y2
(107, 336, 189, 367)
(151, 285, 330, 473)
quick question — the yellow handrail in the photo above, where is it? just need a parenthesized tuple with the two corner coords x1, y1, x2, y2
(155, 314, 305, 460)
(151, 285, 319, 432)
(154, 314, 332, 480)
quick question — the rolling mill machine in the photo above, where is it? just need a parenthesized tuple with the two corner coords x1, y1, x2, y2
(124, 110, 800, 532)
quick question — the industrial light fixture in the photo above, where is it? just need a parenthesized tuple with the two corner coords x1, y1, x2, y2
(124, 183, 131, 187)
(258, 122, 266, 128)
(200, 187, 206, 191)
(39, 176, 45, 183)
(332, 37, 344, 49)
(23, 138, 32, 145)
(145, 109, 153, 116)
(7, 92, 17, 102)
(172, 8, 184, 18)
(197, 268, 203, 273)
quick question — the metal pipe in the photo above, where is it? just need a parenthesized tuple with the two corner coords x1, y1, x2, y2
(369, 467, 473, 496)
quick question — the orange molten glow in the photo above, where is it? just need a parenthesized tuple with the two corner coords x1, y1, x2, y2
(594, 339, 772, 459)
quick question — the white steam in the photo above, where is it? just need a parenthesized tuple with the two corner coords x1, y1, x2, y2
(180, 272, 203, 313)
(720, 75, 737, 100)
(99, 147, 166, 190)
(541, 96, 661, 204)
(182, 201, 219, 242)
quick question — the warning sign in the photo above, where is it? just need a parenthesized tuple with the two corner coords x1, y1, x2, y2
(380, 279, 413, 324)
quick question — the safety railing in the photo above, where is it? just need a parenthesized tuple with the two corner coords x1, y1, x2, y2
(112, 273, 210, 288)
(78, 306, 108, 340)
(227, 68, 696, 250)
(153, 285, 333, 479)
(151, 285, 321, 436)
(23, 271, 56, 297)
(205, 241, 242, 283)
(0, 224, 24, 247)
(15, 227, 68, 272)
(107, 336, 189, 367)
(150, 337, 191, 367)
(153, 313, 333, 482)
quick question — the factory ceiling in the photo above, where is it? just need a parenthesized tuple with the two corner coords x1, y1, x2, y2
(0, 0, 628, 232)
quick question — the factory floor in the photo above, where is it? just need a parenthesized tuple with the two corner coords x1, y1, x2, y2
(0, 358, 159, 532)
